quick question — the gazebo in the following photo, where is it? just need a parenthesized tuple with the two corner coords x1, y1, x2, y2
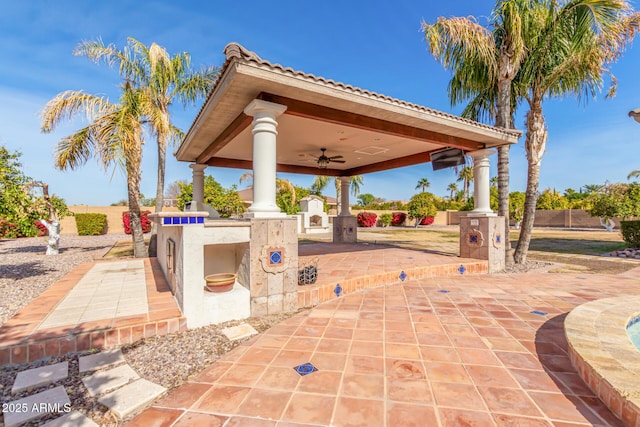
(152, 43, 521, 328)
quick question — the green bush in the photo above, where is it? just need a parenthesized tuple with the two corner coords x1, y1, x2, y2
(378, 213, 393, 227)
(75, 213, 107, 236)
(621, 220, 640, 248)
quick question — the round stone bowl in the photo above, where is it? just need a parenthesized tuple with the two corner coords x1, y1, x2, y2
(204, 273, 236, 293)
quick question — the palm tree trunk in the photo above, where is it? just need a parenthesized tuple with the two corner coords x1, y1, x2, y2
(496, 77, 512, 263)
(127, 152, 147, 258)
(514, 101, 547, 264)
(154, 134, 166, 213)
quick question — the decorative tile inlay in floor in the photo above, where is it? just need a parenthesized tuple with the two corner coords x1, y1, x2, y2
(293, 363, 318, 376)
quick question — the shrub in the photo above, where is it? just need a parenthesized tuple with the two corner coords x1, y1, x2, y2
(34, 220, 48, 236)
(621, 220, 640, 248)
(75, 213, 107, 236)
(420, 216, 435, 226)
(378, 213, 393, 227)
(0, 218, 20, 238)
(407, 192, 437, 227)
(357, 211, 377, 227)
(123, 210, 152, 234)
(391, 212, 406, 226)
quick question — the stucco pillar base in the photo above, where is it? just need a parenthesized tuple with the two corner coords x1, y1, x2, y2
(333, 216, 358, 243)
(459, 215, 505, 273)
(243, 211, 287, 219)
(249, 218, 298, 316)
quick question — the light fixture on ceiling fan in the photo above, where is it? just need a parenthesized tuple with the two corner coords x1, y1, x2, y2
(313, 148, 345, 169)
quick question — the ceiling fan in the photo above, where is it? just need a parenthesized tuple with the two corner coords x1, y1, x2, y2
(313, 148, 345, 169)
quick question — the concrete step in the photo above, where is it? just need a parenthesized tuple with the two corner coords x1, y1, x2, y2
(82, 364, 140, 397)
(42, 410, 99, 427)
(12, 361, 68, 393)
(79, 349, 125, 373)
(97, 378, 166, 418)
(3, 386, 71, 427)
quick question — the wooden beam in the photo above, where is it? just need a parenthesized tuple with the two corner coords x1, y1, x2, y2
(343, 151, 437, 176)
(205, 157, 343, 176)
(196, 113, 252, 164)
(258, 93, 485, 151)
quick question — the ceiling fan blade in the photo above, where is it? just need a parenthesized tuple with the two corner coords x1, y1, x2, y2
(331, 159, 346, 163)
(329, 155, 344, 160)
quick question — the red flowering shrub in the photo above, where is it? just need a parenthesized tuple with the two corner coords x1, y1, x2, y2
(34, 220, 48, 236)
(0, 218, 20, 238)
(391, 212, 406, 226)
(419, 216, 435, 226)
(123, 210, 152, 234)
(357, 211, 377, 227)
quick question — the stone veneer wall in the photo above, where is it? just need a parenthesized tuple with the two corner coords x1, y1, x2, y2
(249, 218, 298, 316)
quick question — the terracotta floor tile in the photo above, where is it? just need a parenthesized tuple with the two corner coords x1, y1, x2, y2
(341, 373, 384, 399)
(316, 338, 351, 353)
(237, 388, 290, 420)
(282, 393, 336, 425)
(283, 337, 318, 352)
(346, 355, 384, 375)
(126, 407, 183, 427)
(495, 351, 543, 370)
(385, 330, 416, 343)
(194, 385, 250, 414)
(387, 402, 438, 427)
(493, 414, 552, 427)
(387, 378, 433, 404)
(385, 343, 421, 359)
(224, 417, 276, 427)
(172, 412, 228, 427)
(478, 386, 543, 417)
(190, 361, 233, 383)
(217, 363, 266, 386)
(416, 333, 452, 346)
(309, 351, 348, 372)
(237, 347, 280, 365)
(509, 368, 563, 393)
(458, 348, 502, 366)
(425, 362, 471, 383)
(323, 327, 354, 340)
(578, 395, 625, 426)
(466, 365, 519, 388)
(333, 396, 384, 427)
(431, 381, 486, 410)
(154, 382, 211, 409)
(297, 370, 342, 395)
(271, 350, 314, 368)
(552, 372, 594, 397)
(387, 359, 426, 380)
(439, 408, 496, 427)
(350, 340, 383, 356)
(528, 392, 602, 424)
(255, 334, 289, 349)
(421, 345, 460, 362)
(256, 366, 301, 391)
(538, 354, 575, 373)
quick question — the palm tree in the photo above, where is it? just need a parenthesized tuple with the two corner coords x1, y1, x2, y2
(415, 178, 431, 192)
(75, 38, 219, 214)
(457, 166, 474, 201)
(512, 0, 639, 264)
(41, 84, 148, 257)
(628, 170, 640, 180)
(583, 184, 604, 194)
(239, 172, 297, 206)
(424, 0, 530, 263)
(447, 182, 459, 199)
(313, 175, 363, 213)
(490, 176, 499, 188)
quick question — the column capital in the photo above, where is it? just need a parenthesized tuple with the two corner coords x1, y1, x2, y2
(189, 163, 207, 172)
(468, 148, 496, 159)
(244, 99, 287, 118)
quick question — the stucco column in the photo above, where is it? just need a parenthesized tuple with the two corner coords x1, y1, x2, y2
(469, 149, 496, 216)
(243, 99, 287, 217)
(339, 177, 351, 216)
(190, 164, 207, 204)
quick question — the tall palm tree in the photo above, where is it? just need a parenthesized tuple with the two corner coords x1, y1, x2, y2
(447, 182, 459, 199)
(415, 178, 431, 192)
(512, 0, 639, 263)
(41, 84, 148, 257)
(457, 166, 474, 201)
(313, 175, 363, 213)
(75, 38, 219, 213)
(628, 170, 640, 180)
(424, 0, 530, 263)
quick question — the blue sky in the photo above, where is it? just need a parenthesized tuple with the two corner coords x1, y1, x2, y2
(1, 1, 639, 206)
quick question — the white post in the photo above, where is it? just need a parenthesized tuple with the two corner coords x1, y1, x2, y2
(339, 177, 351, 217)
(244, 99, 287, 218)
(469, 149, 496, 216)
(190, 164, 207, 204)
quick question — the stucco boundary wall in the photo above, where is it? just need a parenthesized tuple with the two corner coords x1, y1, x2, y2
(59, 206, 180, 235)
(447, 209, 622, 229)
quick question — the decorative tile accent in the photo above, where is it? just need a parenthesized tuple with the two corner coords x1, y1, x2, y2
(399, 271, 407, 282)
(469, 234, 479, 244)
(334, 283, 342, 297)
(347, 226, 355, 234)
(293, 362, 318, 376)
(269, 250, 283, 266)
(458, 265, 466, 275)
(260, 246, 289, 273)
(438, 290, 450, 293)
(162, 216, 205, 225)
(467, 230, 484, 246)
(530, 310, 548, 316)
